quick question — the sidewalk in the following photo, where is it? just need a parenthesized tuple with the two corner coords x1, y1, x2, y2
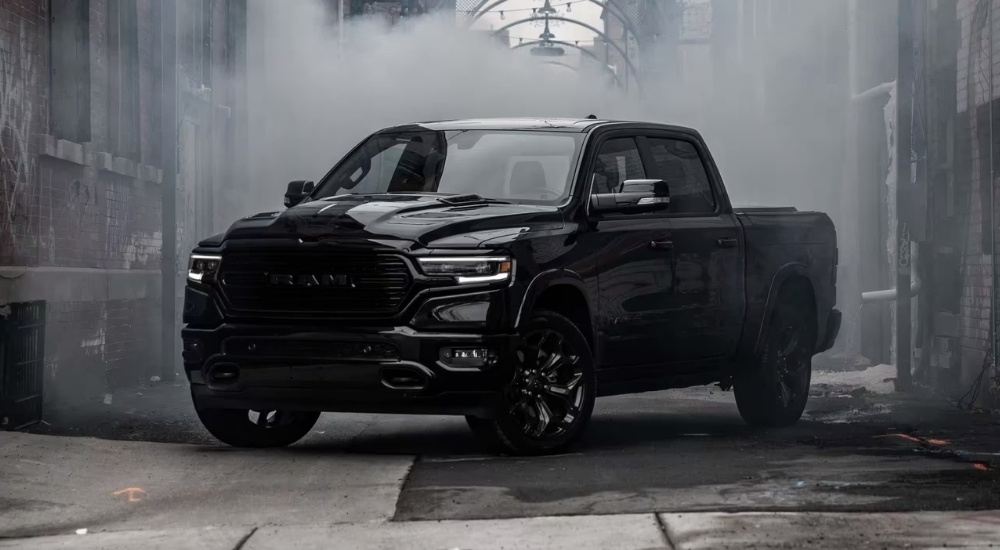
(5, 511, 1000, 549)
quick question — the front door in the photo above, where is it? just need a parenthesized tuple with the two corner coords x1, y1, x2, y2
(583, 136, 675, 370)
(638, 135, 745, 362)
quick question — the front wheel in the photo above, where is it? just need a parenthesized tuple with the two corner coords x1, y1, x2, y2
(467, 310, 596, 456)
(734, 284, 816, 428)
(193, 402, 320, 448)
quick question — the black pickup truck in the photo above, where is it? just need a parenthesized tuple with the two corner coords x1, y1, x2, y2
(182, 118, 841, 455)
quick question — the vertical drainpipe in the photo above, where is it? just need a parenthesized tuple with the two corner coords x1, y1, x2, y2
(896, 0, 915, 391)
(842, 0, 861, 356)
(160, 1, 179, 381)
(339, 0, 345, 51)
(990, 0, 997, 378)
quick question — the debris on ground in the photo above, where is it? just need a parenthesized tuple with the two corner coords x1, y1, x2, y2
(873, 433, 950, 448)
(812, 364, 898, 395)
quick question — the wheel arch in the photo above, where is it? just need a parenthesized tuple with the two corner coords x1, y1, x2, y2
(752, 263, 819, 358)
(516, 270, 595, 353)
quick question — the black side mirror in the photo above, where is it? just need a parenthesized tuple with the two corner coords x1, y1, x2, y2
(284, 180, 315, 208)
(590, 179, 670, 214)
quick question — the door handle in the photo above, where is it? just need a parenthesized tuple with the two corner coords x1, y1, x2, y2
(716, 238, 738, 248)
(650, 240, 674, 251)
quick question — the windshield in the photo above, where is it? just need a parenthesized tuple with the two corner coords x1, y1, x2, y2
(311, 130, 584, 205)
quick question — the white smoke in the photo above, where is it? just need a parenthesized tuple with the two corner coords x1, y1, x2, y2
(246, 2, 637, 212)
(246, 1, 855, 218)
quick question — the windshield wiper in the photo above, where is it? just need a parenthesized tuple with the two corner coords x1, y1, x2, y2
(437, 194, 513, 206)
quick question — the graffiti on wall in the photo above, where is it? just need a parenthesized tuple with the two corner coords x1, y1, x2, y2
(0, 21, 38, 257)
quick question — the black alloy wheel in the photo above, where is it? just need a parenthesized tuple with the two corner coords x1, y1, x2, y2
(467, 310, 596, 455)
(193, 403, 320, 448)
(734, 283, 816, 428)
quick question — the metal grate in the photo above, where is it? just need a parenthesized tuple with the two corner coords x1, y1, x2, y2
(218, 251, 413, 320)
(1, 301, 46, 431)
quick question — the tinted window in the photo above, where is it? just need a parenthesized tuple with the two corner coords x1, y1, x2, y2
(312, 130, 584, 205)
(591, 138, 646, 195)
(645, 138, 716, 214)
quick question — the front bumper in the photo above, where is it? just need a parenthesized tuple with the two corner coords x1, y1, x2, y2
(182, 324, 518, 418)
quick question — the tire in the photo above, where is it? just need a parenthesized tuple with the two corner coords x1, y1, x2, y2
(466, 310, 596, 456)
(193, 401, 320, 448)
(734, 283, 816, 428)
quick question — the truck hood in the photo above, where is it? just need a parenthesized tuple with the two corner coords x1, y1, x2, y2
(218, 194, 564, 249)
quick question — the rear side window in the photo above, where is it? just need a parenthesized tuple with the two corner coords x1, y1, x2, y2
(591, 138, 646, 195)
(644, 138, 716, 214)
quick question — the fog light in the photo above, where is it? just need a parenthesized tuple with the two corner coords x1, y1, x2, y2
(440, 347, 495, 369)
(182, 339, 203, 363)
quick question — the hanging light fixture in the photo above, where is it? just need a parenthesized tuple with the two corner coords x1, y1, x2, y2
(537, 0, 557, 16)
(530, 16, 565, 57)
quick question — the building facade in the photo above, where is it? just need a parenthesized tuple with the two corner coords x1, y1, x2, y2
(0, 0, 249, 411)
(920, 0, 999, 409)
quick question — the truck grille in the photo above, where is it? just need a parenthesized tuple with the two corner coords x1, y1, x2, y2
(218, 250, 412, 318)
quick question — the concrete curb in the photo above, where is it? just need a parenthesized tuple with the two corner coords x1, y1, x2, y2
(6, 511, 1000, 550)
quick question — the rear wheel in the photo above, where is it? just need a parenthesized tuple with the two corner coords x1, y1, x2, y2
(734, 284, 816, 428)
(466, 310, 596, 456)
(193, 403, 320, 448)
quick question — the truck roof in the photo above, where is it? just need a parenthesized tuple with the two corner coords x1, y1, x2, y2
(377, 118, 699, 135)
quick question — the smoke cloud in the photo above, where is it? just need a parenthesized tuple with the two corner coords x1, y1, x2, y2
(247, 1, 854, 212)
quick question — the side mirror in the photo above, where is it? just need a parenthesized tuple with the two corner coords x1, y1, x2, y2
(590, 179, 670, 214)
(284, 180, 315, 208)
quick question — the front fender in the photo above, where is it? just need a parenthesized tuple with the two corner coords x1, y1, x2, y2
(514, 269, 593, 330)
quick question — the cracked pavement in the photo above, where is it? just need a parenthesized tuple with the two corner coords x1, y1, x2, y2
(2, 369, 999, 548)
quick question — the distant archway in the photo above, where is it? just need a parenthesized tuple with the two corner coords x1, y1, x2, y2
(492, 15, 640, 87)
(511, 39, 621, 86)
(462, 0, 643, 48)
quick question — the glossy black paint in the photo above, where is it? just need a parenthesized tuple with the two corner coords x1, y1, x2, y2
(183, 118, 840, 415)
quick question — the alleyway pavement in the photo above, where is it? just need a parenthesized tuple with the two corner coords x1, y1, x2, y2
(2, 366, 998, 548)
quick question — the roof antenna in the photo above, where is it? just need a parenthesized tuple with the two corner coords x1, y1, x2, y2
(586, 114, 597, 119)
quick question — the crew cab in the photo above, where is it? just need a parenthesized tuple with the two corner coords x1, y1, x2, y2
(182, 118, 841, 455)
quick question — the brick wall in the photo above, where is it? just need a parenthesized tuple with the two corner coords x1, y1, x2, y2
(953, 0, 999, 409)
(0, 0, 47, 262)
(2, 0, 249, 410)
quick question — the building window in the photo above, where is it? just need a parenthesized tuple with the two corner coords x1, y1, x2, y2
(49, 0, 91, 143)
(107, 0, 140, 161)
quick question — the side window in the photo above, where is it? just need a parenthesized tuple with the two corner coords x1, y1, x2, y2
(644, 138, 716, 214)
(345, 142, 407, 195)
(591, 138, 646, 195)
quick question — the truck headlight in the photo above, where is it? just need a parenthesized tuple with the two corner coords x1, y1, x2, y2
(417, 256, 512, 285)
(188, 254, 222, 283)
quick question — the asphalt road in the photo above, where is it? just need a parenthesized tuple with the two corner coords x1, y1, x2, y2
(4, 377, 999, 541)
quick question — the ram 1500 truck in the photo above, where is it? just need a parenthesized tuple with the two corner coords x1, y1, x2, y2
(182, 118, 841, 455)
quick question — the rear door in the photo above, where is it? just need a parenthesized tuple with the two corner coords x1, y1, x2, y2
(638, 134, 745, 362)
(582, 134, 676, 369)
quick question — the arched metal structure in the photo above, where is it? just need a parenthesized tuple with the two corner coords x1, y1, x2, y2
(512, 39, 622, 86)
(492, 15, 640, 87)
(462, 0, 644, 47)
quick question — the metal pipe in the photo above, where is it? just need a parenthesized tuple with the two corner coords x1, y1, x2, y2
(841, 0, 862, 356)
(990, 0, 996, 377)
(852, 81, 896, 103)
(895, 0, 915, 390)
(338, 0, 344, 50)
(861, 242, 921, 302)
